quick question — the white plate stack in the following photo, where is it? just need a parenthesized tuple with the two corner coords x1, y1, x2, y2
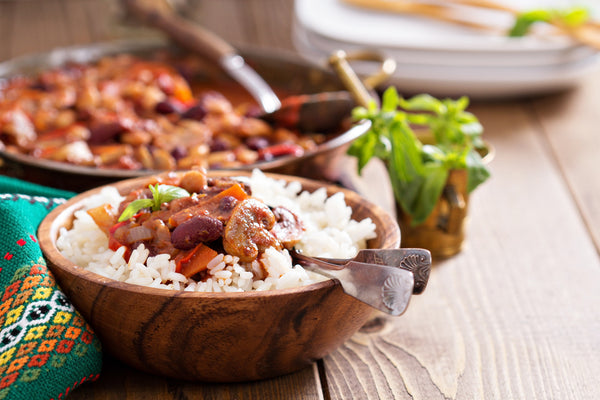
(293, 0, 600, 99)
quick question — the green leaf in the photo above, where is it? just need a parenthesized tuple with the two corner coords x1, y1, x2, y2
(466, 149, 492, 193)
(509, 9, 552, 37)
(410, 163, 448, 225)
(509, 6, 589, 37)
(351, 107, 369, 121)
(118, 199, 153, 222)
(387, 118, 424, 214)
(406, 113, 434, 126)
(421, 144, 446, 163)
(151, 184, 190, 210)
(381, 86, 400, 112)
(454, 96, 470, 112)
(347, 130, 378, 173)
(346, 86, 490, 224)
(118, 184, 190, 222)
(399, 94, 445, 114)
(460, 121, 484, 137)
(560, 7, 589, 27)
(389, 119, 423, 181)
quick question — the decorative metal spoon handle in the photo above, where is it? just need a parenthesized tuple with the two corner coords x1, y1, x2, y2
(292, 251, 415, 316)
(316, 248, 431, 295)
(356, 248, 431, 294)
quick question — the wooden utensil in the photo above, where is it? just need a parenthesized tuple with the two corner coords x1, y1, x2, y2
(123, 0, 281, 113)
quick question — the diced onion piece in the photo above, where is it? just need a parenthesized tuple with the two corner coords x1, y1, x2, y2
(126, 225, 153, 243)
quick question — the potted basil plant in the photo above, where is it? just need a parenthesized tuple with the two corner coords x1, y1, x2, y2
(348, 86, 492, 258)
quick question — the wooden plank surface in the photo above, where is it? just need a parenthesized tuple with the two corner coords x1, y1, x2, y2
(68, 355, 324, 400)
(530, 74, 600, 252)
(0, 2, 15, 62)
(187, 0, 295, 50)
(319, 99, 600, 399)
(1, 1, 600, 399)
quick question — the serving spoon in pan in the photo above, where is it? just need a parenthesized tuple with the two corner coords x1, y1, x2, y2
(123, 0, 281, 113)
(122, 0, 396, 132)
(262, 50, 397, 132)
(291, 247, 431, 316)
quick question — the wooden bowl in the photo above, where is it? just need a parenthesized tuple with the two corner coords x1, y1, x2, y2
(38, 171, 401, 382)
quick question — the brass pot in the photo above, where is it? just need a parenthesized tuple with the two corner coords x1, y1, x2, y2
(397, 142, 494, 258)
(398, 169, 470, 258)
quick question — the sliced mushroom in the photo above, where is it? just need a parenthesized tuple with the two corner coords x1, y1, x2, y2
(222, 198, 279, 262)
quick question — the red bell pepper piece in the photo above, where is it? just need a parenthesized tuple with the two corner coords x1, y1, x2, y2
(258, 143, 304, 161)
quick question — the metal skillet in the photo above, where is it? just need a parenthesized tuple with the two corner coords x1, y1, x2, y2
(121, 0, 396, 131)
(0, 39, 390, 191)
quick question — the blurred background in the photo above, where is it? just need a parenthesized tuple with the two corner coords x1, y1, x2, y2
(0, 0, 296, 60)
(3, 0, 599, 100)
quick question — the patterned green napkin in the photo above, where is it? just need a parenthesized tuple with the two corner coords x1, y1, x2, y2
(0, 176, 102, 399)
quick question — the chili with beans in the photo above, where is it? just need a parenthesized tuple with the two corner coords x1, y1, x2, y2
(0, 52, 329, 170)
(87, 169, 304, 279)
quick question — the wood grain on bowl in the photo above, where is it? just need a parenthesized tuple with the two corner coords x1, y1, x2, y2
(38, 171, 400, 382)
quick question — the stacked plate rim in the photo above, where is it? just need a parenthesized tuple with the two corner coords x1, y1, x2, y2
(293, 0, 600, 98)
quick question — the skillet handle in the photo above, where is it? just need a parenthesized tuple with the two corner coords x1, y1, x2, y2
(122, 0, 281, 113)
(328, 50, 396, 107)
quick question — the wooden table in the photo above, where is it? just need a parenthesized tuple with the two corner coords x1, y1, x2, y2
(2, 1, 599, 399)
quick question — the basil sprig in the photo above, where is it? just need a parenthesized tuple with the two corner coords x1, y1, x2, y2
(347, 87, 490, 226)
(118, 184, 190, 222)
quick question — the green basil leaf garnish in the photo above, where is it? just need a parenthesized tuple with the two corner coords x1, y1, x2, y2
(117, 184, 190, 222)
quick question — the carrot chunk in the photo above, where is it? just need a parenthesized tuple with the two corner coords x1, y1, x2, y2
(87, 203, 118, 235)
(175, 243, 218, 278)
(211, 183, 249, 203)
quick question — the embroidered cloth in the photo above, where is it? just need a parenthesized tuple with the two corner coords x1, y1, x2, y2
(0, 176, 102, 399)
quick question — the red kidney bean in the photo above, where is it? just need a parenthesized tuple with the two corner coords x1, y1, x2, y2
(29, 82, 50, 92)
(88, 120, 127, 144)
(243, 104, 262, 118)
(155, 100, 181, 114)
(171, 145, 188, 160)
(209, 137, 230, 152)
(245, 136, 269, 150)
(181, 103, 207, 121)
(219, 195, 238, 212)
(171, 215, 224, 250)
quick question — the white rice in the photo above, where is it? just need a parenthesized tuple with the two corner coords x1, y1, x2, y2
(56, 170, 377, 292)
